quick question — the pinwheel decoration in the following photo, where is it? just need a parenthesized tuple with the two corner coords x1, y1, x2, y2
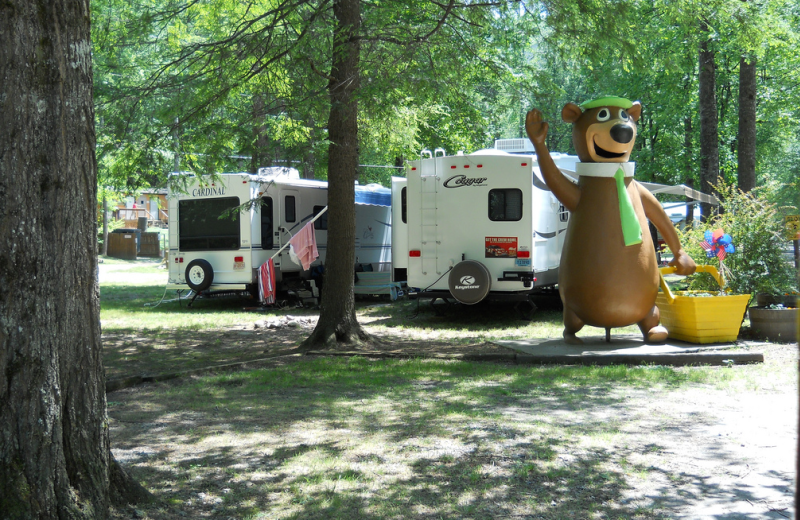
(700, 229, 735, 260)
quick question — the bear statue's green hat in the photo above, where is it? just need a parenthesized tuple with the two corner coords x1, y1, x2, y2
(579, 96, 633, 110)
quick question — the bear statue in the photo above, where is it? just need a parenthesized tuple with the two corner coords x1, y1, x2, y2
(525, 97, 696, 344)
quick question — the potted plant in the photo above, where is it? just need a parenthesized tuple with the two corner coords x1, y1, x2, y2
(754, 290, 799, 308)
(748, 299, 797, 342)
(675, 181, 798, 342)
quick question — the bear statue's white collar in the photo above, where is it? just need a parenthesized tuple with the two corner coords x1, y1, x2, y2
(575, 162, 635, 178)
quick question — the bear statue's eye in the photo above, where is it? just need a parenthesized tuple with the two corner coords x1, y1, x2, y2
(619, 109, 629, 121)
(597, 108, 610, 122)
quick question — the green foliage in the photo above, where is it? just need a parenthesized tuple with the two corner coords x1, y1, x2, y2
(677, 181, 798, 296)
(91, 0, 800, 204)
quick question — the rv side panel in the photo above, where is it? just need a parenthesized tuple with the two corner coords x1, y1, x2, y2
(391, 177, 408, 281)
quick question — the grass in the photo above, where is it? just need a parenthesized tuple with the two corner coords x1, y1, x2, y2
(109, 356, 796, 519)
(100, 259, 798, 519)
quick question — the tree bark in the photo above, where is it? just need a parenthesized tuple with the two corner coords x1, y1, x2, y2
(301, 0, 371, 349)
(103, 197, 109, 256)
(0, 1, 147, 516)
(737, 55, 757, 192)
(684, 116, 695, 226)
(250, 95, 270, 172)
(698, 31, 720, 221)
(303, 117, 317, 180)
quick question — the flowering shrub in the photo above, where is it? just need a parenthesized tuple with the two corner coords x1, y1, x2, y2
(676, 181, 798, 297)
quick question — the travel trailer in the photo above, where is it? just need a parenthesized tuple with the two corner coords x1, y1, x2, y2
(167, 167, 392, 299)
(392, 145, 580, 305)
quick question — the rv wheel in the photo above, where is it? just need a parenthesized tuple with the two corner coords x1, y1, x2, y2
(186, 259, 214, 292)
(447, 260, 491, 305)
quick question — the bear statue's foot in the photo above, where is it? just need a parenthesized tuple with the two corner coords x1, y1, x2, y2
(563, 331, 584, 345)
(645, 325, 668, 344)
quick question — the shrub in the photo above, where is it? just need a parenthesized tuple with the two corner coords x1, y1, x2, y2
(676, 181, 797, 297)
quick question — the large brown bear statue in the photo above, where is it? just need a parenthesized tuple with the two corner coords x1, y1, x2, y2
(525, 97, 696, 344)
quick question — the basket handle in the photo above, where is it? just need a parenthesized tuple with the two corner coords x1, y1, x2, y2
(658, 268, 676, 304)
(658, 265, 724, 305)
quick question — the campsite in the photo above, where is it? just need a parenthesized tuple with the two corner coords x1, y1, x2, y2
(101, 258, 797, 519)
(5, 1, 800, 518)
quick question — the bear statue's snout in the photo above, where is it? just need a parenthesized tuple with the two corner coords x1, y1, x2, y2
(610, 124, 634, 144)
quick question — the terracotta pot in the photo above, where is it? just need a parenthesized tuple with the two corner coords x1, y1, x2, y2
(748, 306, 798, 343)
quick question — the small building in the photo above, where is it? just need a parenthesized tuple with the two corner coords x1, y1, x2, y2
(113, 189, 169, 229)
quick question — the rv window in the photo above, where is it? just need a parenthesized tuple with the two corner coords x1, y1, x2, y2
(559, 203, 569, 222)
(285, 196, 296, 223)
(401, 187, 407, 224)
(261, 196, 274, 250)
(313, 205, 328, 230)
(488, 189, 523, 221)
(179, 197, 240, 251)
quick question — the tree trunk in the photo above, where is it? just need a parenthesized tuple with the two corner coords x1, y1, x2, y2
(737, 55, 757, 192)
(698, 32, 720, 221)
(251, 95, 270, 172)
(0, 1, 147, 516)
(103, 196, 109, 256)
(303, 117, 317, 180)
(684, 116, 695, 226)
(301, 0, 370, 349)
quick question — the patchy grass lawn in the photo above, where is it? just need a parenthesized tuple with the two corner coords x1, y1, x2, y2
(108, 354, 797, 520)
(100, 259, 798, 519)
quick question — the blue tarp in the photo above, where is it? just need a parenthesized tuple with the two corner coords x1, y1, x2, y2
(354, 184, 391, 207)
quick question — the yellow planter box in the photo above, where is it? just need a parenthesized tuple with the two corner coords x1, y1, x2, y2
(656, 266, 750, 344)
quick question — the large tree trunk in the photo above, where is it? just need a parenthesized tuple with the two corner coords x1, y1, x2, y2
(0, 1, 147, 516)
(303, 117, 317, 180)
(737, 55, 757, 192)
(103, 197, 110, 256)
(698, 32, 720, 221)
(250, 95, 270, 172)
(301, 0, 370, 349)
(684, 116, 695, 226)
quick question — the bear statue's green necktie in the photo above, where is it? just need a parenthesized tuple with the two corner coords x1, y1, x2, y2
(614, 167, 642, 246)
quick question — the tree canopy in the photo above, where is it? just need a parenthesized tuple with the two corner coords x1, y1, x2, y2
(93, 0, 800, 206)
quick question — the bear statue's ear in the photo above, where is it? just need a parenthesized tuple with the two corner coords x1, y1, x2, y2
(628, 101, 642, 122)
(561, 103, 582, 123)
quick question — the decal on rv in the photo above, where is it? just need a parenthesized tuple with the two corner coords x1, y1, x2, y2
(443, 175, 488, 188)
(485, 237, 518, 258)
(191, 187, 226, 197)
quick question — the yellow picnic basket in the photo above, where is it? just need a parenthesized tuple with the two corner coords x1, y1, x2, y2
(656, 265, 750, 344)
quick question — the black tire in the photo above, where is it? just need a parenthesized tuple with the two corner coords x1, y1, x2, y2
(447, 260, 491, 305)
(185, 259, 214, 292)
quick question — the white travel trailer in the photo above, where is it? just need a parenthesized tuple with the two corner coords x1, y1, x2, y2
(167, 167, 392, 300)
(391, 145, 580, 305)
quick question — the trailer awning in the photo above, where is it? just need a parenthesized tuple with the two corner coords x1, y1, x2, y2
(637, 182, 719, 206)
(559, 169, 719, 206)
(355, 184, 391, 207)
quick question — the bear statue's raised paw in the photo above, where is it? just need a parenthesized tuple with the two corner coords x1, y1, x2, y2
(525, 109, 549, 144)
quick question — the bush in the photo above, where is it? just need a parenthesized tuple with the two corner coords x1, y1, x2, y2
(677, 181, 797, 297)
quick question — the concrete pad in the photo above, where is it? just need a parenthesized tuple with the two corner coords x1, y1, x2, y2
(493, 334, 764, 366)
